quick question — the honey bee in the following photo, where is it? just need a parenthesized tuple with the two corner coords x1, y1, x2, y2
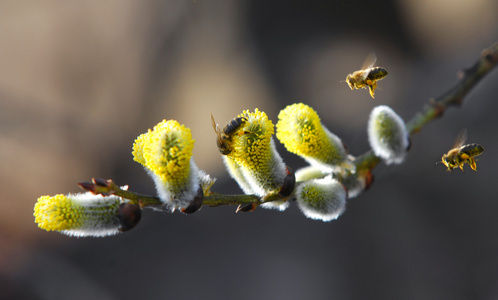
(345, 53, 388, 99)
(211, 114, 247, 155)
(440, 130, 484, 171)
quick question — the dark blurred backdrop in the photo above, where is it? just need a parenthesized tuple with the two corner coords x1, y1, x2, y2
(1, 1, 498, 299)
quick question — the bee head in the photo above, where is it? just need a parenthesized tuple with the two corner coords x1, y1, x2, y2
(217, 138, 232, 155)
(345, 75, 354, 89)
(439, 155, 454, 171)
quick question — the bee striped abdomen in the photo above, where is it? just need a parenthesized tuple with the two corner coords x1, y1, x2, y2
(459, 144, 484, 157)
(367, 67, 388, 81)
(224, 117, 246, 135)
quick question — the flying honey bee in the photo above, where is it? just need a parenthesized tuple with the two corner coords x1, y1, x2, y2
(440, 130, 484, 171)
(345, 53, 388, 99)
(211, 114, 247, 155)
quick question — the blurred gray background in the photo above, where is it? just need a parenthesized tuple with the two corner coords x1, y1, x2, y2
(1, 1, 498, 299)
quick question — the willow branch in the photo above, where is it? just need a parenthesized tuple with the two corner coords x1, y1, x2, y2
(80, 42, 497, 210)
(78, 178, 282, 209)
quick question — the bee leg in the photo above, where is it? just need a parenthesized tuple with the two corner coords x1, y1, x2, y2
(368, 82, 377, 98)
(452, 157, 462, 171)
(368, 87, 375, 98)
(469, 158, 477, 171)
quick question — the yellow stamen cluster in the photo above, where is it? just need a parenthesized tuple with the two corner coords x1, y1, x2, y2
(132, 119, 212, 211)
(133, 120, 195, 194)
(35, 194, 84, 232)
(276, 103, 348, 170)
(223, 109, 287, 198)
(229, 109, 274, 172)
(34, 193, 123, 237)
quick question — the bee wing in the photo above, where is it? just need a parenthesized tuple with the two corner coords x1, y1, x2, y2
(361, 53, 377, 70)
(357, 53, 377, 81)
(452, 129, 467, 148)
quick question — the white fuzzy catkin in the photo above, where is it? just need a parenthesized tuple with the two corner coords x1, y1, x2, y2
(295, 166, 328, 182)
(260, 200, 290, 211)
(367, 105, 409, 164)
(61, 194, 124, 237)
(296, 176, 346, 222)
(148, 158, 202, 211)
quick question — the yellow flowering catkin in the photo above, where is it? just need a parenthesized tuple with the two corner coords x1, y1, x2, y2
(133, 120, 195, 192)
(276, 103, 348, 171)
(222, 109, 288, 201)
(34, 193, 125, 237)
(132, 120, 204, 211)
